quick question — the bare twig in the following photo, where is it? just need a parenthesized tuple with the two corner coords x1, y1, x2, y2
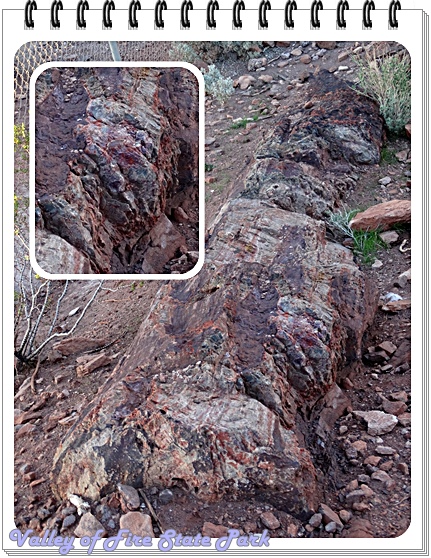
(30, 356, 41, 394)
(138, 489, 164, 533)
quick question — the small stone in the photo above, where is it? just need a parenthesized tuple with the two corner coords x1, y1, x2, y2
(278, 60, 290, 68)
(338, 51, 349, 61)
(338, 66, 349, 71)
(260, 511, 280, 530)
(339, 425, 348, 435)
(291, 48, 302, 56)
(378, 341, 397, 355)
(372, 259, 383, 269)
(350, 199, 411, 232)
(375, 445, 396, 455)
(382, 399, 407, 416)
(23, 472, 36, 482)
(29, 478, 46, 488)
(309, 513, 322, 528)
(247, 57, 267, 71)
(390, 390, 409, 402)
(304, 100, 314, 109)
(158, 489, 174, 505)
(353, 410, 398, 436)
(379, 176, 392, 186)
(319, 503, 342, 529)
(371, 470, 391, 483)
(75, 513, 106, 538)
(360, 485, 374, 498)
(397, 462, 409, 475)
(357, 474, 371, 483)
(172, 207, 190, 223)
(202, 522, 228, 538)
(205, 137, 216, 147)
(398, 413, 411, 427)
(379, 230, 399, 244)
(235, 75, 256, 90)
(61, 515, 76, 531)
(379, 460, 394, 472)
(16, 423, 37, 439)
(258, 75, 273, 83)
(316, 41, 336, 50)
(339, 509, 352, 523)
(300, 54, 311, 64)
(328, 66, 338, 73)
(345, 489, 366, 505)
(118, 484, 140, 510)
(352, 502, 369, 512)
(345, 479, 359, 492)
(325, 521, 337, 533)
(29, 518, 41, 532)
(119, 512, 154, 537)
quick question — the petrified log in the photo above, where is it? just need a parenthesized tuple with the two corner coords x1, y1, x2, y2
(51, 72, 381, 519)
(35, 67, 199, 274)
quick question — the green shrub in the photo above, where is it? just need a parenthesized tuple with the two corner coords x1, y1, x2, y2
(202, 65, 234, 105)
(352, 49, 411, 135)
(329, 209, 387, 265)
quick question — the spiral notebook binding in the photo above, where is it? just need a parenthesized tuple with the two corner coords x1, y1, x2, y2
(102, 0, 115, 29)
(154, 0, 167, 29)
(284, 0, 296, 29)
(77, 0, 89, 29)
(232, 0, 245, 29)
(129, 0, 141, 29)
(258, 0, 271, 29)
(311, 0, 323, 29)
(50, 0, 62, 29)
(24, 0, 37, 29)
(206, 0, 219, 29)
(180, 0, 193, 29)
(389, 0, 401, 29)
(362, 0, 375, 29)
(336, 0, 349, 29)
(22, 0, 404, 31)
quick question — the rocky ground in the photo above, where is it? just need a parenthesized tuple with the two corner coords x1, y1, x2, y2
(14, 40, 411, 541)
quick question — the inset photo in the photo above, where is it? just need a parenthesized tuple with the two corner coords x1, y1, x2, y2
(30, 63, 203, 279)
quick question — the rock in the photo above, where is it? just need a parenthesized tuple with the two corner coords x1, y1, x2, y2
(339, 509, 352, 523)
(172, 207, 190, 224)
(53, 337, 106, 356)
(375, 445, 396, 455)
(377, 341, 397, 355)
(308, 513, 322, 528)
(351, 440, 368, 455)
(141, 214, 187, 274)
(158, 489, 174, 505)
(405, 123, 411, 137)
(338, 66, 349, 71)
(372, 259, 383, 269)
(300, 55, 311, 64)
(202, 522, 228, 538)
(247, 57, 267, 71)
(364, 455, 381, 466)
(325, 521, 337, 533)
(119, 512, 154, 537)
(16, 423, 37, 439)
(260, 511, 280, 530)
(338, 51, 349, 62)
(378, 176, 392, 185)
(379, 230, 399, 244)
(35, 67, 199, 275)
(118, 484, 140, 510)
(394, 268, 411, 289)
(382, 398, 407, 416)
(397, 462, 409, 475)
(395, 149, 410, 162)
(339, 425, 348, 435)
(258, 75, 273, 83)
(235, 75, 256, 90)
(319, 504, 343, 529)
(398, 413, 411, 427)
(205, 137, 216, 147)
(352, 502, 369, 512)
(354, 410, 398, 436)
(14, 411, 43, 425)
(316, 41, 336, 50)
(76, 353, 111, 378)
(291, 48, 303, 56)
(278, 60, 290, 68)
(343, 518, 374, 537)
(371, 470, 391, 483)
(23, 472, 36, 482)
(61, 515, 76, 530)
(349, 200, 411, 232)
(389, 390, 408, 402)
(379, 460, 393, 472)
(382, 299, 411, 312)
(51, 71, 380, 518)
(304, 101, 314, 109)
(317, 384, 351, 436)
(74, 513, 106, 538)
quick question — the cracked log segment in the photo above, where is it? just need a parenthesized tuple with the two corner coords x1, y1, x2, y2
(35, 67, 199, 274)
(52, 72, 381, 519)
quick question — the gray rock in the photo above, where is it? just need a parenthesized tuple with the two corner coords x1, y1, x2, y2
(61, 515, 76, 531)
(309, 513, 322, 528)
(118, 484, 140, 510)
(158, 489, 174, 505)
(74, 513, 106, 538)
(119, 512, 154, 537)
(353, 410, 398, 436)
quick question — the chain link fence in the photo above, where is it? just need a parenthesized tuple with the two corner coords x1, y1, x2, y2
(14, 41, 174, 124)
